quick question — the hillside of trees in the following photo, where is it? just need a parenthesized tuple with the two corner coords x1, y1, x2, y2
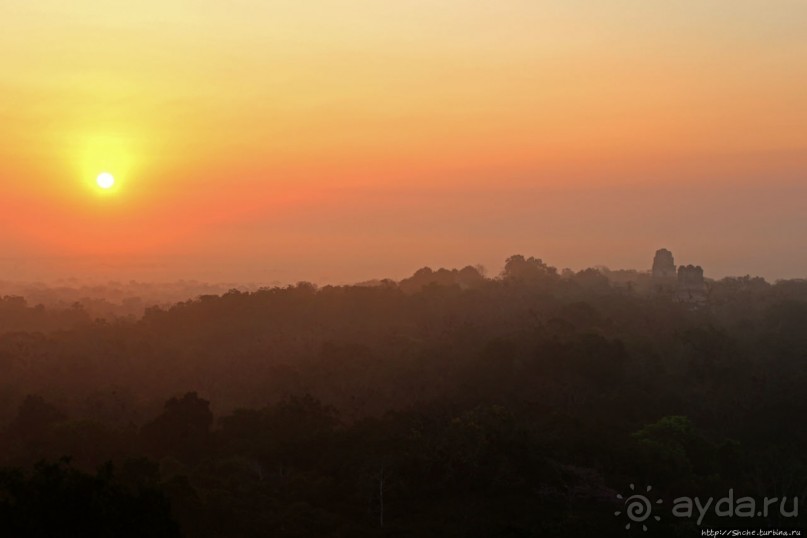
(1, 255, 806, 536)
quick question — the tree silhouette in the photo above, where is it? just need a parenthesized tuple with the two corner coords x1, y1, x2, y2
(0, 459, 179, 537)
(141, 392, 213, 462)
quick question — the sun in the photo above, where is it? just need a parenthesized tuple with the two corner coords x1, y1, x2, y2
(96, 172, 115, 189)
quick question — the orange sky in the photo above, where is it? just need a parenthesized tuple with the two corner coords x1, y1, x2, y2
(1, 1, 806, 283)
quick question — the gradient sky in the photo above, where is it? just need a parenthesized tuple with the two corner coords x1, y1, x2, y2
(1, 1, 806, 283)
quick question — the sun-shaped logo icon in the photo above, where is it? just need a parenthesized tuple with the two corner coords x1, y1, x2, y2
(614, 484, 663, 531)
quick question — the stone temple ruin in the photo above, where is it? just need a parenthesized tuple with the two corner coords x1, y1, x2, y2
(651, 248, 708, 304)
(651, 248, 677, 293)
(676, 264, 708, 304)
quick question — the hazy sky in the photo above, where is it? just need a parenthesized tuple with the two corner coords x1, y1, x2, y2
(1, 1, 805, 283)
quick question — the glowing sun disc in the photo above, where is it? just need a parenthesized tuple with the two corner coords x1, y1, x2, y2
(96, 172, 115, 189)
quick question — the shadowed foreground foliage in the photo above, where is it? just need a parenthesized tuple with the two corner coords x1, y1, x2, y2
(0, 459, 179, 537)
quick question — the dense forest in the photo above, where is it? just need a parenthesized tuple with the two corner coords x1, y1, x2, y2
(1, 255, 806, 536)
